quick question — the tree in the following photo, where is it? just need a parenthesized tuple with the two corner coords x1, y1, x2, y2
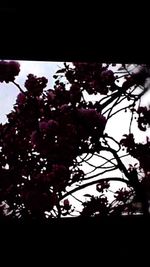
(0, 60, 150, 220)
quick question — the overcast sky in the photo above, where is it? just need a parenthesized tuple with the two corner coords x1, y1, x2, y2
(0, 60, 149, 215)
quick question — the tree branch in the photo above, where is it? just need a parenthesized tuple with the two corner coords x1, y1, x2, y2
(100, 146, 149, 214)
(108, 103, 135, 119)
(103, 135, 121, 152)
(80, 153, 117, 170)
(84, 166, 118, 180)
(93, 152, 129, 165)
(101, 146, 130, 178)
(12, 81, 26, 94)
(69, 194, 84, 203)
(129, 110, 134, 134)
(60, 177, 130, 201)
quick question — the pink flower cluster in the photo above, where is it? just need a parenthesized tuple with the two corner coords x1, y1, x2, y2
(0, 60, 20, 83)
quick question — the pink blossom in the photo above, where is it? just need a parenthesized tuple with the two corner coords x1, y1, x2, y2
(100, 70, 115, 84)
(63, 199, 71, 210)
(78, 108, 106, 127)
(47, 90, 55, 102)
(48, 120, 59, 132)
(65, 124, 77, 138)
(30, 130, 39, 146)
(59, 104, 69, 113)
(16, 93, 26, 105)
(52, 164, 70, 182)
(64, 199, 70, 206)
(70, 83, 81, 103)
(39, 121, 49, 131)
(52, 164, 68, 175)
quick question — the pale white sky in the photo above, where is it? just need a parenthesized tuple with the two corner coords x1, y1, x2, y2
(0, 60, 149, 216)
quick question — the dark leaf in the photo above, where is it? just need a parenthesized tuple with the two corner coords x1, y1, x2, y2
(64, 62, 69, 69)
(84, 194, 92, 198)
(56, 68, 66, 74)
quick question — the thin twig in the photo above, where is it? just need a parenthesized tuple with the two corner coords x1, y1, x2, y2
(114, 73, 129, 80)
(77, 153, 93, 164)
(102, 96, 120, 116)
(103, 95, 128, 116)
(12, 81, 26, 94)
(101, 146, 130, 178)
(69, 193, 84, 203)
(93, 153, 117, 166)
(129, 110, 134, 134)
(108, 103, 134, 119)
(83, 155, 117, 176)
(84, 166, 118, 180)
(96, 153, 130, 168)
(103, 135, 121, 151)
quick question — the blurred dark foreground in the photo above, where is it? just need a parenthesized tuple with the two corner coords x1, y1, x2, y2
(0, 215, 149, 265)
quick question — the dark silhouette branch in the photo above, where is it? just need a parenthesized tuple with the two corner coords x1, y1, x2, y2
(100, 146, 149, 215)
(80, 154, 117, 170)
(61, 177, 130, 201)
(129, 109, 134, 134)
(84, 166, 118, 180)
(12, 81, 26, 94)
(103, 135, 121, 152)
(69, 194, 84, 203)
(93, 152, 130, 167)
(100, 146, 131, 179)
(108, 103, 135, 119)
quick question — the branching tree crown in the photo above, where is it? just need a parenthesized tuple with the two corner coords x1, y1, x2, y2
(0, 61, 150, 220)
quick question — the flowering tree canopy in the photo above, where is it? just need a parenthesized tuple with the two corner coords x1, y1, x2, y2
(0, 61, 150, 220)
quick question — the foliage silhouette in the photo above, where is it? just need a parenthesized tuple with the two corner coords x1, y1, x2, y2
(0, 61, 150, 220)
